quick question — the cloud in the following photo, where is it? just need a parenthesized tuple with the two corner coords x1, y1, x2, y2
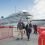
(29, 0, 45, 19)
(34, 0, 39, 4)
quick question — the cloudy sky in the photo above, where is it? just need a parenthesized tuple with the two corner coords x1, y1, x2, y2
(30, 0, 45, 19)
(0, 0, 45, 19)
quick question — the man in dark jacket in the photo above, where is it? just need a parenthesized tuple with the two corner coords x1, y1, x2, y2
(25, 21, 32, 41)
(16, 20, 25, 40)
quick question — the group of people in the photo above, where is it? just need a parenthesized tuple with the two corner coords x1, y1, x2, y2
(16, 19, 37, 41)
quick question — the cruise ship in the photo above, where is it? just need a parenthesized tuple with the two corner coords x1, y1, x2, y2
(0, 11, 32, 26)
(0, 11, 45, 26)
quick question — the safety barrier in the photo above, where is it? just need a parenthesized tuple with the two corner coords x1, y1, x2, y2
(38, 27, 45, 45)
(37, 26, 45, 34)
(0, 26, 26, 40)
(0, 26, 14, 40)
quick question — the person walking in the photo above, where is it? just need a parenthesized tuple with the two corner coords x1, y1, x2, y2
(25, 21, 32, 41)
(33, 24, 37, 34)
(16, 19, 25, 40)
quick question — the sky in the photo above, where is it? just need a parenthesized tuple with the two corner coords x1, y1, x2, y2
(30, 0, 45, 19)
(0, 0, 45, 19)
